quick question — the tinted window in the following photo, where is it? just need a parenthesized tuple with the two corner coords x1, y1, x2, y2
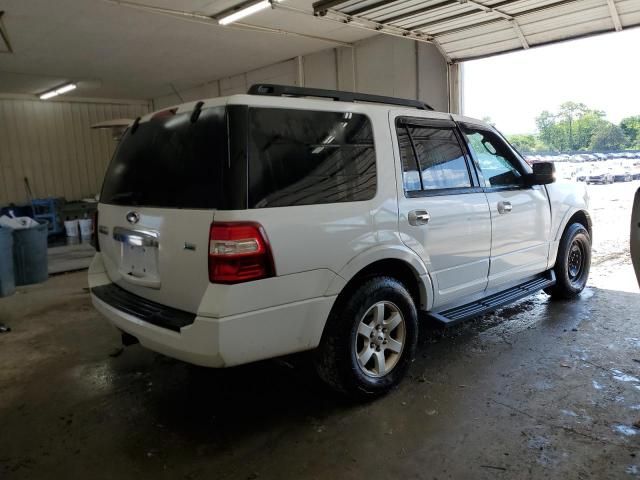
(101, 107, 228, 209)
(248, 109, 376, 208)
(397, 125, 471, 192)
(462, 127, 523, 187)
(397, 127, 422, 192)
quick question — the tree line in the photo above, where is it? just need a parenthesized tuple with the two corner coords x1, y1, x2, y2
(503, 102, 640, 154)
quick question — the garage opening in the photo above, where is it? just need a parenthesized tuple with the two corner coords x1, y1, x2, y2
(463, 27, 640, 294)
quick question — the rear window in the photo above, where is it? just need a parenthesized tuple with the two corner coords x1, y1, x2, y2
(100, 107, 227, 209)
(247, 108, 376, 208)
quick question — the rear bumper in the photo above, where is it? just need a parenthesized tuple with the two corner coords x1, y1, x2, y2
(89, 254, 336, 367)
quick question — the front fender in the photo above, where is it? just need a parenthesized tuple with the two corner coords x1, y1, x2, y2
(546, 182, 590, 241)
(545, 182, 591, 269)
(324, 243, 434, 311)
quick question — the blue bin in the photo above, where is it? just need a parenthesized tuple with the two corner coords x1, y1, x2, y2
(13, 220, 48, 286)
(0, 226, 15, 297)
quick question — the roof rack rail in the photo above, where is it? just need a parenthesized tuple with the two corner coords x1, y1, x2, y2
(247, 84, 434, 111)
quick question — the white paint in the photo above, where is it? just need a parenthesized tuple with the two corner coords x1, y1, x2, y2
(614, 425, 638, 437)
(612, 370, 640, 383)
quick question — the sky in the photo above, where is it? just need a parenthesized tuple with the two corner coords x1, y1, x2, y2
(463, 28, 640, 135)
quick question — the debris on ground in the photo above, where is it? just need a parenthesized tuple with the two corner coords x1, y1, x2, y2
(0, 324, 11, 333)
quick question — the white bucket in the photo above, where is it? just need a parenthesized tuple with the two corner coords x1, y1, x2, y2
(64, 219, 79, 237)
(79, 218, 92, 237)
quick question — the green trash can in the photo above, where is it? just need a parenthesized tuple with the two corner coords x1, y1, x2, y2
(0, 226, 15, 297)
(13, 220, 48, 286)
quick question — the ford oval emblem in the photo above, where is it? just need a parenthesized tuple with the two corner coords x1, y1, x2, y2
(126, 211, 140, 224)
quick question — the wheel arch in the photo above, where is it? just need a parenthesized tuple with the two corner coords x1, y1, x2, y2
(325, 246, 433, 313)
(548, 208, 592, 270)
(558, 209, 592, 242)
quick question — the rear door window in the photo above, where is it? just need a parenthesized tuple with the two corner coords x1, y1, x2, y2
(101, 107, 228, 209)
(396, 122, 473, 193)
(247, 108, 376, 208)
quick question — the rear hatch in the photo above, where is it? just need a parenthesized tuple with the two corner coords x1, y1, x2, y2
(97, 105, 229, 313)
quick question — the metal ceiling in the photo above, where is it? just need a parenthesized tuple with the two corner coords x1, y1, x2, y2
(312, 0, 640, 61)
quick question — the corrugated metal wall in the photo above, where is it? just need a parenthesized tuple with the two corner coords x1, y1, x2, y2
(0, 98, 149, 205)
(153, 37, 449, 113)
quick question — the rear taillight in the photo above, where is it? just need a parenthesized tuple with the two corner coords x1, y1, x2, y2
(91, 210, 100, 252)
(208, 222, 275, 284)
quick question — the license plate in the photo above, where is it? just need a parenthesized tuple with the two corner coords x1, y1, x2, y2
(121, 244, 159, 279)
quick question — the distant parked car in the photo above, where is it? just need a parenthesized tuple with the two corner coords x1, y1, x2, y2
(586, 172, 613, 184)
(613, 171, 633, 182)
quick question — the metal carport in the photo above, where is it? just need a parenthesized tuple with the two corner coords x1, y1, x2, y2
(309, 0, 640, 111)
(311, 0, 640, 61)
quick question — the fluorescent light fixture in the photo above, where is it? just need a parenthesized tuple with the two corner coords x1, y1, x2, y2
(39, 83, 77, 100)
(218, 0, 271, 25)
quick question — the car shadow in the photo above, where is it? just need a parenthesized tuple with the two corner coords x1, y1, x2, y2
(104, 285, 635, 447)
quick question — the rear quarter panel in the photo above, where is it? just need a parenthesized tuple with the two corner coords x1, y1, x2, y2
(214, 103, 401, 287)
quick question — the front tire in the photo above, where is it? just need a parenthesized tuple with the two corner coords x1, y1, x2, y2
(546, 223, 591, 299)
(314, 276, 418, 399)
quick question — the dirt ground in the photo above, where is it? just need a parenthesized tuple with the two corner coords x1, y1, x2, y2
(1, 181, 639, 480)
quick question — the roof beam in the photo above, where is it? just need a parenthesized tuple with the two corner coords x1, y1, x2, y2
(606, 0, 623, 31)
(460, 1, 530, 49)
(378, 1, 454, 25)
(277, 2, 435, 44)
(464, 0, 513, 20)
(312, 0, 351, 16)
(432, 0, 581, 37)
(346, 1, 402, 17)
(409, 0, 516, 31)
(510, 19, 530, 48)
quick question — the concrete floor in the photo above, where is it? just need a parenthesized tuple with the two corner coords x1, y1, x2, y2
(1, 183, 640, 479)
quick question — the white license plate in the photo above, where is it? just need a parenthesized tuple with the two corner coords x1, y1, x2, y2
(121, 244, 159, 279)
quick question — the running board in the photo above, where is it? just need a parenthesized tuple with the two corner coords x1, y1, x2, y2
(426, 271, 556, 327)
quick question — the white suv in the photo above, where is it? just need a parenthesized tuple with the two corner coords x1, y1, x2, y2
(89, 84, 592, 398)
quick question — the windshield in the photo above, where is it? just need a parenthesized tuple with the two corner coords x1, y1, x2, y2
(100, 106, 228, 209)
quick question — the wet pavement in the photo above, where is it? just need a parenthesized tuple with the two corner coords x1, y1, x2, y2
(1, 182, 639, 479)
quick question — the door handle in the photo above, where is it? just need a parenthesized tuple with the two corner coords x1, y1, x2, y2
(408, 209, 430, 226)
(497, 201, 512, 214)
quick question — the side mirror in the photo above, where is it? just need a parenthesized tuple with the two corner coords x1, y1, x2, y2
(527, 162, 556, 186)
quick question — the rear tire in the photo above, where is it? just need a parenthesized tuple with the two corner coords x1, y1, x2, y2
(314, 276, 418, 399)
(546, 223, 591, 299)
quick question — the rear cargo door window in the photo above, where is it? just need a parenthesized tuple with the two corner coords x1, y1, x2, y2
(100, 107, 228, 209)
(247, 108, 376, 208)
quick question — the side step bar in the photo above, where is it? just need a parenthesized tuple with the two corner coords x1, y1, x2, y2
(426, 271, 556, 327)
